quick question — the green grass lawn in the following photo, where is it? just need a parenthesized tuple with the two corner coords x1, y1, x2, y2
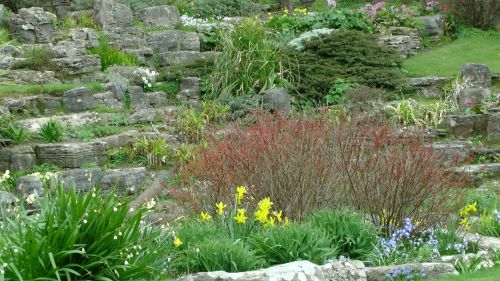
(433, 266, 500, 281)
(0, 82, 102, 96)
(404, 31, 500, 77)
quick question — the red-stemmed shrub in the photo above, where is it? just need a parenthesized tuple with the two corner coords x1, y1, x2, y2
(185, 113, 469, 230)
(441, 0, 498, 29)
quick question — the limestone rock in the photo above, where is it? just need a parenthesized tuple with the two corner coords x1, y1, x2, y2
(430, 141, 473, 162)
(55, 168, 104, 192)
(52, 40, 87, 58)
(3, 96, 39, 114)
(0, 4, 4, 25)
(15, 175, 44, 196)
(105, 74, 130, 101)
(52, 55, 101, 75)
(461, 64, 492, 88)
(487, 113, 500, 139)
(9, 7, 57, 43)
(0, 191, 18, 209)
(0, 146, 35, 172)
(129, 107, 177, 124)
(68, 28, 99, 48)
(94, 0, 133, 30)
(96, 130, 139, 149)
(146, 92, 168, 108)
(458, 88, 491, 108)
(63, 87, 97, 112)
(35, 142, 107, 168)
(127, 86, 147, 109)
(0, 105, 10, 117)
(366, 263, 458, 281)
(445, 115, 489, 138)
(157, 51, 219, 66)
(455, 163, 500, 176)
(93, 91, 124, 109)
(462, 233, 500, 251)
(262, 88, 292, 115)
(417, 15, 446, 42)
(177, 77, 200, 100)
(100, 167, 147, 193)
(178, 260, 367, 281)
(378, 27, 422, 58)
(0, 45, 22, 57)
(146, 30, 200, 53)
(0, 70, 61, 85)
(137, 5, 180, 27)
(16, 112, 101, 133)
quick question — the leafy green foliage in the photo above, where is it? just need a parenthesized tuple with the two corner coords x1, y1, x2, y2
(0, 185, 168, 280)
(193, 0, 262, 18)
(107, 137, 176, 168)
(324, 78, 357, 105)
(206, 18, 292, 99)
(249, 223, 338, 265)
(39, 120, 64, 143)
(386, 99, 454, 127)
(66, 123, 123, 141)
(0, 28, 10, 44)
(307, 209, 379, 259)
(60, 14, 98, 30)
(88, 35, 139, 71)
(476, 210, 500, 238)
(287, 30, 403, 105)
(0, 118, 30, 144)
(175, 108, 207, 143)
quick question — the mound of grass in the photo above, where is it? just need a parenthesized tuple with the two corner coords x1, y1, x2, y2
(404, 31, 500, 77)
(0, 82, 102, 96)
(433, 266, 500, 281)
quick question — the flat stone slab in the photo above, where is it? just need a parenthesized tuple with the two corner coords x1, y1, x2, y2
(157, 51, 219, 66)
(462, 233, 500, 251)
(0, 145, 35, 172)
(100, 167, 147, 194)
(96, 130, 140, 149)
(454, 163, 500, 175)
(407, 77, 452, 86)
(178, 260, 367, 281)
(366, 263, 458, 281)
(55, 168, 104, 192)
(35, 142, 107, 168)
(16, 112, 100, 133)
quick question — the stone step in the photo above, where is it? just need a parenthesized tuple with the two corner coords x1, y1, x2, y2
(35, 142, 107, 169)
(16, 112, 101, 133)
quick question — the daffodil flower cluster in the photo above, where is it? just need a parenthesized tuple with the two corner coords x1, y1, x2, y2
(459, 202, 478, 230)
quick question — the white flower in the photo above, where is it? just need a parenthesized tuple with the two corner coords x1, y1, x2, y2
(124, 260, 129, 265)
(113, 207, 118, 212)
(83, 219, 88, 224)
(146, 198, 156, 209)
(26, 194, 36, 205)
(82, 248, 85, 253)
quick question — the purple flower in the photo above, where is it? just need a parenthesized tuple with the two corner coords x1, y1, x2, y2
(463, 98, 475, 107)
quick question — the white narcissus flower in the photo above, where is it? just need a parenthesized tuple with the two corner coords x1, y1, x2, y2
(26, 194, 36, 205)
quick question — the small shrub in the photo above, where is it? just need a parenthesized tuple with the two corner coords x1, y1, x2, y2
(307, 209, 379, 259)
(206, 18, 292, 99)
(88, 35, 139, 71)
(249, 223, 337, 265)
(441, 0, 498, 29)
(107, 137, 176, 168)
(386, 98, 453, 127)
(287, 30, 403, 105)
(0, 185, 168, 280)
(13, 47, 59, 73)
(0, 119, 30, 144)
(175, 108, 207, 143)
(39, 120, 64, 143)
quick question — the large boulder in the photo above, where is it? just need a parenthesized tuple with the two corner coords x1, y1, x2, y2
(94, 0, 133, 30)
(0, 146, 35, 172)
(35, 142, 107, 168)
(55, 168, 104, 192)
(262, 88, 292, 115)
(63, 87, 97, 112)
(137, 5, 180, 27)
(417, 14, 446, 42)
(100, 168, 147, 194)
(52, 55, 101, 75)
(146, 30, 200, 53)
(9, 7, 57, 43)
(177, 77, 200, 101)
(178, 260, 367, 281)
(461, 64, 492, 88)
(445, 115, 489, 138)
(68, 28, 100, 48)
(15, 175, 44, 196)
(458, 87, 491, 108)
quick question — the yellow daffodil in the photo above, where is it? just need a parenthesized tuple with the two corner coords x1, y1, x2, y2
(234, 209, 247, 224)
(174, 237, 183, 247)
(216, 202, 227, 216)
(254, 197, 273, 224)
(273, 210, 283, 223)
(264, 216, 276, 228)
(200, 211, 212, 222)
(236, 186, 247, 205)
(283, 217, 290, 227)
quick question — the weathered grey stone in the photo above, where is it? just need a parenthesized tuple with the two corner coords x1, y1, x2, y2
(129, 107, 177, 124)
(127, 86, 147, 109)
(63, 87, 96, 112)
(177, 77, 200, 100)
(262, 88, 292, 115)
(52, 40, 87, 58)
(15, 175, 44, 196)
(55, 168, 104, 192)
(0, 138, 12, 147)
(430, 141, 473, 162)
(3, 96, 38, 113)
(458, 88, 491, 108)
(94, 0, 133, 30)
(487, 113, 500, 139)
(37, 95, 63, 112)
(445, 115, 489, 138)
(96, 130, 139, 149)
(68, 28, 99, 48)
(366, 263, 458, 281)
(35, 142, 107, 168)
(462, 232, 500, 251)
(101, 26, 145, 50)
(378, 27, 422, 58)
(93, 91, 124, 109)
(0, 70, 61, 84)
(0, 105, 10, 117)
(146, 30, 200, 53)
(0, 45, 22, 57)
(105, 74, 130, 101)
(146, 92, 167, 108)
(16, 112, 100, 133)
(408, 76, 452, 97)
(9, 7, 56, 43)
(461, 64, 492, 88)
(417, 14, 446, 42)
(52, 55, 101, 75)
(100, 167, 146, 193)
(137, 5, 180, 27)
(0, 146, 35, 172)
(0, 191, 18, 209)
(157, 51, 219, 66)
(178, 260, 367, 281)
(455, 163, 500, 176)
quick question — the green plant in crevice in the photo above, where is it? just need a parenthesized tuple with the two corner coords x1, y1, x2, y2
(39, 120, 64, 143)
(0, 184, 169, 280)
(324, 78, 357, 106)
(175, 108, 207, 143)
(385, 99, 452, 127)
(0, 118, 31, 144)
(206, 18, 292, 100)
(88, 35, 139, 71)
(13, 47, 59, 73)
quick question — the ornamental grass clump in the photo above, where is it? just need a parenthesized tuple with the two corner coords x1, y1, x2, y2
(0, 185, 168, 280)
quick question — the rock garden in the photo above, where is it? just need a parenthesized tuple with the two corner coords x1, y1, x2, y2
(0, 0, 499, 280)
